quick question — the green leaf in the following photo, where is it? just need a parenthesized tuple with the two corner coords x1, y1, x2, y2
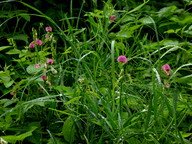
(164, 29, 175, 34)
(183, 30, 192, 37)
(182, 133, 192, 138)
(49, 108, 76, 117)
(12, 34, 29, 43)
(62, 47, 72, 55)
(47, 137, 66, 144)
(116, 29, 133, 39)
(6, 49, 21, 55)
(184, 0, 192, 5)
(3, 98, 18, 107)
(0, 71, 14, 88)
(0, 71, 11, 82)
(116, 25, 141, 39)
(26, 65, 43, 75)
(158, 6, 177, 18)
(121, 15, 135, 23)
(1, 126, 37, 144)
(62, 116, 76, 143)
(74, 28, 86, 35)
(161, 39, 179, 46)
(174, 74, 192, 83)
(64, 96, 82, 105)
(139, 16, 154, 24)
(0, 46, 12, 51)
(53, 86, 74, 96)
(170, 14, 192, 25)
(126, 137, 142, 144)
(19, 49, 31, 58)
(4, 80, 14, 88)
(19, 13, 30, 21)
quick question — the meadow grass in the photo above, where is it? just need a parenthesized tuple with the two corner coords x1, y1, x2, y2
(0, 0, 192, 144)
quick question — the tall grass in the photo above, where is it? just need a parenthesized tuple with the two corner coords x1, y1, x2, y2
(0, 0, 192, 143)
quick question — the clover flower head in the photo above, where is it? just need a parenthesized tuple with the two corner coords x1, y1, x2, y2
(29, 42, 35, 48)
(162, 64, 171, 76)
(35, 39, 43, 46)
(46, 59, 54, 64)
(35, 64, 41, 68)
(46, 26, 52, 32)
(117, 55, 127, 63)
(41, 75, 47, 80)
(110, 15, 116, 21)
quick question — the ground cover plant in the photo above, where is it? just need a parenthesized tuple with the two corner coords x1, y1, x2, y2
(0, 0, 192, 143)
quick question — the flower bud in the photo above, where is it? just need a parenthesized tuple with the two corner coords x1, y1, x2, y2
(29, 42, 35, 48)
(51, 67, 57, 74)
(41, 75, 47, 80)
(46, 81, 52, 86)
(44, 63, 48, 69)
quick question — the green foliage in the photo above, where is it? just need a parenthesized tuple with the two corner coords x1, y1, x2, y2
(1, 126, 37, 144)
(62, 116, 76, 142)
(0, 0, 192, 143)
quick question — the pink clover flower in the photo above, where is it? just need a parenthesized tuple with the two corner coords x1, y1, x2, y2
(46, 26, 52, 32)
(162, 64, 171, 76)
(117, 55, 127, 63)
(35, 39, 43, 46)
(46, 59, 54, 64)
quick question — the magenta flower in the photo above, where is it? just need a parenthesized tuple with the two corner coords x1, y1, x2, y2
(162, 64, 171, 76)
(35, 39, 43, 46)
(41, 75, 47, 80)
(35, 64, 41, 68)
(117, 55, 127, 63)
(29, 42, 35, 48)
(110, 15, 116, 21)
(46, 26, 52, 32)
(46, 59, 54, 64)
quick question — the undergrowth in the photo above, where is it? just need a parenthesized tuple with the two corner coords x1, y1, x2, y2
(0, 0, 192, 143)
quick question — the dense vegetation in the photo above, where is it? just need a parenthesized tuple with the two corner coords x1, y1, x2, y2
(0, 0, 192, 143)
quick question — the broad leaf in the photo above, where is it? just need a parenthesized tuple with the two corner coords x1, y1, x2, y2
(62, 116, 76, 143)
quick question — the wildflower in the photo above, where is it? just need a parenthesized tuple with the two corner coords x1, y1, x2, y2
(78, 78, 85, 83)
(164, 81, 170, 88)
(110, 15, 116, 21)
(51, 67, 57, 74)
(41, 75, 47, 80)
(46, 26, 52, 32)
(162, 64, 171, 76)
(35, 64, 41, 68)
(117, 55, 127, 63)
(29, 42, 35, 48)
(35, 39, 43, 46)
(46, 59, 54, 64)
(46, 81, 52, 87)
(10, 91, 16, 95)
